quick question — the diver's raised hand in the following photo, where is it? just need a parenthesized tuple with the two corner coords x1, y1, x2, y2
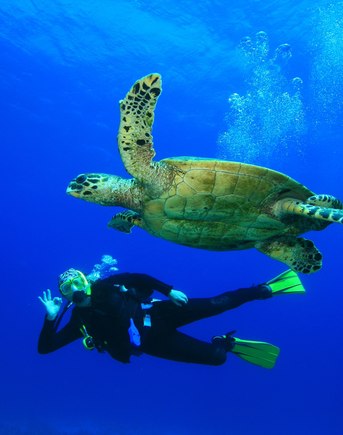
(38, 289, 63, 320)
(169, 289, 189, 307)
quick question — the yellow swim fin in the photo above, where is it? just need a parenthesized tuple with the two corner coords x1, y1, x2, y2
(266, 269, 305, 296)
(212, 332, 280, 369)
(231, 337, 280, 369)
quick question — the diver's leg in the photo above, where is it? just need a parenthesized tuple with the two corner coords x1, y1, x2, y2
(150, 285, 271, 329)
(142, 330, 227, 366)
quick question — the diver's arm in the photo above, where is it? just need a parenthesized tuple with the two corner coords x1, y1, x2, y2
(125, 273, 189, 306)
(98, 273, 188, 305)
(122, 273, 173, 295)
(98, 273, 172, 297)
(38, 309, 82, 354)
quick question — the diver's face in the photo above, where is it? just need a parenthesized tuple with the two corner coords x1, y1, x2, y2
(59, 269, 89, 303)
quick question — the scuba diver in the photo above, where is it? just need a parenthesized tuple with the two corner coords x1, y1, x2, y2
(38, 256, 305, 369)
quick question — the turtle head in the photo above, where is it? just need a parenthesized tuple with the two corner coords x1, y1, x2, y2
(67, 173, 130, 206)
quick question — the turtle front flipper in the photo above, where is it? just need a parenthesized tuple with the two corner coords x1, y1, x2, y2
(274, 195, 343, 225)
(108, 210, 144, 233)
(118, 74, 173, 188)
(256, 235, 322, 274)
(307, 194, 343, 209)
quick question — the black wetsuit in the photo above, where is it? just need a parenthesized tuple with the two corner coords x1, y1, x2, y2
(38, 273, 271, 366)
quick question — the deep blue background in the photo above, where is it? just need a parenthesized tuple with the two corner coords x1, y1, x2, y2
(1, 1, 342, 434)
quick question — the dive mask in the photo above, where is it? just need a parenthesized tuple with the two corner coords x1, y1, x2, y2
(58, 268, 91, 300)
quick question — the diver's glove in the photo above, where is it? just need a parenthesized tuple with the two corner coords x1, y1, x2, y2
(169, 289, 188, 307)
(38, 289, 63, 321)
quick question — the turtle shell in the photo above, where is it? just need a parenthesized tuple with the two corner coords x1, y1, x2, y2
(141, 157, 316, 250)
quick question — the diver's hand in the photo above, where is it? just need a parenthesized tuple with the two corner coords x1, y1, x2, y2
(38, 289, 63, 321)
(169, 289, 188, 307)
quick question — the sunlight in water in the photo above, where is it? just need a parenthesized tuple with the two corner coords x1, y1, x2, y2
(310, 2, 343, 126)
(217, 31, 306, 165)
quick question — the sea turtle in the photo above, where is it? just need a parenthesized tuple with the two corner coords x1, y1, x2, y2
(67, 73, 343, 274)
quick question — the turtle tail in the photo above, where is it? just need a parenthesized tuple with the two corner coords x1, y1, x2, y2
(274, 198, 343, 224)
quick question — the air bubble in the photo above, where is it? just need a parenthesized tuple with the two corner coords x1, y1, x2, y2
(217, 31, 305, 164)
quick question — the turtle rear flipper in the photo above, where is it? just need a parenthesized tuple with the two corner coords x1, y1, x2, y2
(256, 235, 322, 274)
(274, 196, 343, 225)
(108, 210, 144, 233)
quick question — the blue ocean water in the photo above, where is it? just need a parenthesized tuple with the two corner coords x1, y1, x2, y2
(1, 1, 343, 434)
